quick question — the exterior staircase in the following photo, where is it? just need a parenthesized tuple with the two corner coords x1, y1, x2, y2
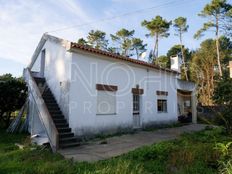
(34, 77, 79, 149)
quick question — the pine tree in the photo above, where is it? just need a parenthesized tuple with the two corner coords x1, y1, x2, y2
(141, 16, 171, 61)
(173, 17, 189, 81)
(194, 0, 232, 77)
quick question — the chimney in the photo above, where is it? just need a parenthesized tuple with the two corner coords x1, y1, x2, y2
(170, 55, 182, 72)
(229, 61, 232, 78)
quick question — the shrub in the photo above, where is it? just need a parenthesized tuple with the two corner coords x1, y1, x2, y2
(213, 75, 232, 134)
(0, 74, 27, 128)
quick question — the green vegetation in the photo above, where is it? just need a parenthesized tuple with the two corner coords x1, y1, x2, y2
(213, 75, 232, 135)
(141, 15, 171, 59)
(0, 74, 27, 128)
(194, 0, 232, 76)
(1, 127, 232, 174)
(190, 37, 232, 105)
(86, 30, 109, 50)
(173, 16, 189, 81)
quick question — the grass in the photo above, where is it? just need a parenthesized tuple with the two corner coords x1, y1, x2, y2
(0, 127, 231, 174)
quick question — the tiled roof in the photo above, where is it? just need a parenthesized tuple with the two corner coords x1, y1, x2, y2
(70, 42, 179, 74)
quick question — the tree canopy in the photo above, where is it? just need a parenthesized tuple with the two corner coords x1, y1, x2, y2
(77, 38, 89, 46)
(173, 17, 189, 35)
(190, 39, 217, 105)
(194, 0, 232, 76)
(0, 74, 27, 128)
(190, 36, 232, 106)
(141, 15, 171, 60)
(173, 17, 189, 80)
(87, 30, 108, 50)
(155, 55, 170, 68)
(110, 28, 135, 56)
(131, 38, 147, 59)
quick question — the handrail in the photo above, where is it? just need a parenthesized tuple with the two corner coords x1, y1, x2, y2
(24, 68, 59, 152)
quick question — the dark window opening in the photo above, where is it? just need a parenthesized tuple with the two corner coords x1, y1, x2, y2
(133, 94, 140, 114)
(157, 99, 167, 112)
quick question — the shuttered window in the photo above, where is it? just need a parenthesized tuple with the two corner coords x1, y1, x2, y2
(97, 91, 116, 115)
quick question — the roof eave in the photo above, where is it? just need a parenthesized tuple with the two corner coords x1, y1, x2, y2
(69, 42, 180, 75)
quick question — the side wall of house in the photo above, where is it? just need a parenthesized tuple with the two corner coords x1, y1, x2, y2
(69, 51, 178, 136)
(30, 39, 72, 120)
(28, 94, 46, 136)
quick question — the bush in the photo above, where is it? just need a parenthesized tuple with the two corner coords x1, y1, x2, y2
(213, 75, 232, 134)
(0, 74, 27, 128)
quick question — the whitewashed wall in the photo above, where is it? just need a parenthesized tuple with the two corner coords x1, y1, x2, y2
(28, 94, 46, 135)
(42, 39, 71, 120)
(69, 51, 178, 136)
(30, 38, 181, 137)
(30, 38, 71, 120)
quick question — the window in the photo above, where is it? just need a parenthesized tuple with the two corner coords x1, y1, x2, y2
(157, 99, 167, 112)
(96, 84, 117, 115)
(97, 91, 116, 115)
(133, 94, 140, 114)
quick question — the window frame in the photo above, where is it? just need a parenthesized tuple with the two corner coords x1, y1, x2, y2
(96, 84, 118, 115)
(157, 99, 168, 113)
(133, 94, 140, 114)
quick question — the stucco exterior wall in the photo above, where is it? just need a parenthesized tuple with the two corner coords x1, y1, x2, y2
(29, 37, 185, 137)
(28, 94, 46, 136)
(30, 38, 71, 120)
(69, 51, 178, 136)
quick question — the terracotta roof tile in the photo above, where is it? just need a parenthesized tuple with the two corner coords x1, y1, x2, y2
(70, 42, 179, 74)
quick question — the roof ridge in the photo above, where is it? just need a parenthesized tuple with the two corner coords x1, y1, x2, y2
(70, 42, 179, 74)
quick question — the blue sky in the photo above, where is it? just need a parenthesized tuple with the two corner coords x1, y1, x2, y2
(0, 0, 223, 77)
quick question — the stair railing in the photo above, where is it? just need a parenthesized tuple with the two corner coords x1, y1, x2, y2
(24, 68, 59, 152)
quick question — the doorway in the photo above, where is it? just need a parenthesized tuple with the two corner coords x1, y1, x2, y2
(40, 49, 46, 77)
(133, 94, 140, 128)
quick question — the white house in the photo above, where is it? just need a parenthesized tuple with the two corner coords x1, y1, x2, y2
(23, 34, 197, 151)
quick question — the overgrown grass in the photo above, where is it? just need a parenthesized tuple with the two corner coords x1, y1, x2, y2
(0, 127, 231, 174)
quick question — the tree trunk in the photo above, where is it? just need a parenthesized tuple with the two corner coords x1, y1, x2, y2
(180, 31, 189, 81)
(153, 33, 159, 61)
(216, 15, 222, 77)
(136, 48, 139, 60)
(156, 37, 159, 59)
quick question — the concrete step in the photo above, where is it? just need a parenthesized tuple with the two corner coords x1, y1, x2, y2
(52, 115, 65, 120)
(49, 110, 63, 115)
(55, 123, 69, 128)
(59, 132, 74, 139)
(43, 95, 55, 100)
(57, 127, 72, 133)
(59, 137, 78, 144)
(43, 99, 57, 104)
(44, 101, 57, 105)
(59, 142, 80, 149)
(53, 118, 67, 123)
(33, 77, 78, 149)
(43, 90, 52, 95)
(47, 106, 60, 111)
(46, 103, 59, 107)
(42, 92, 54, 96)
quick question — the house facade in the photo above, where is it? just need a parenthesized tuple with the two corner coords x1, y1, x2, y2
(24, 34, 197, 151)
